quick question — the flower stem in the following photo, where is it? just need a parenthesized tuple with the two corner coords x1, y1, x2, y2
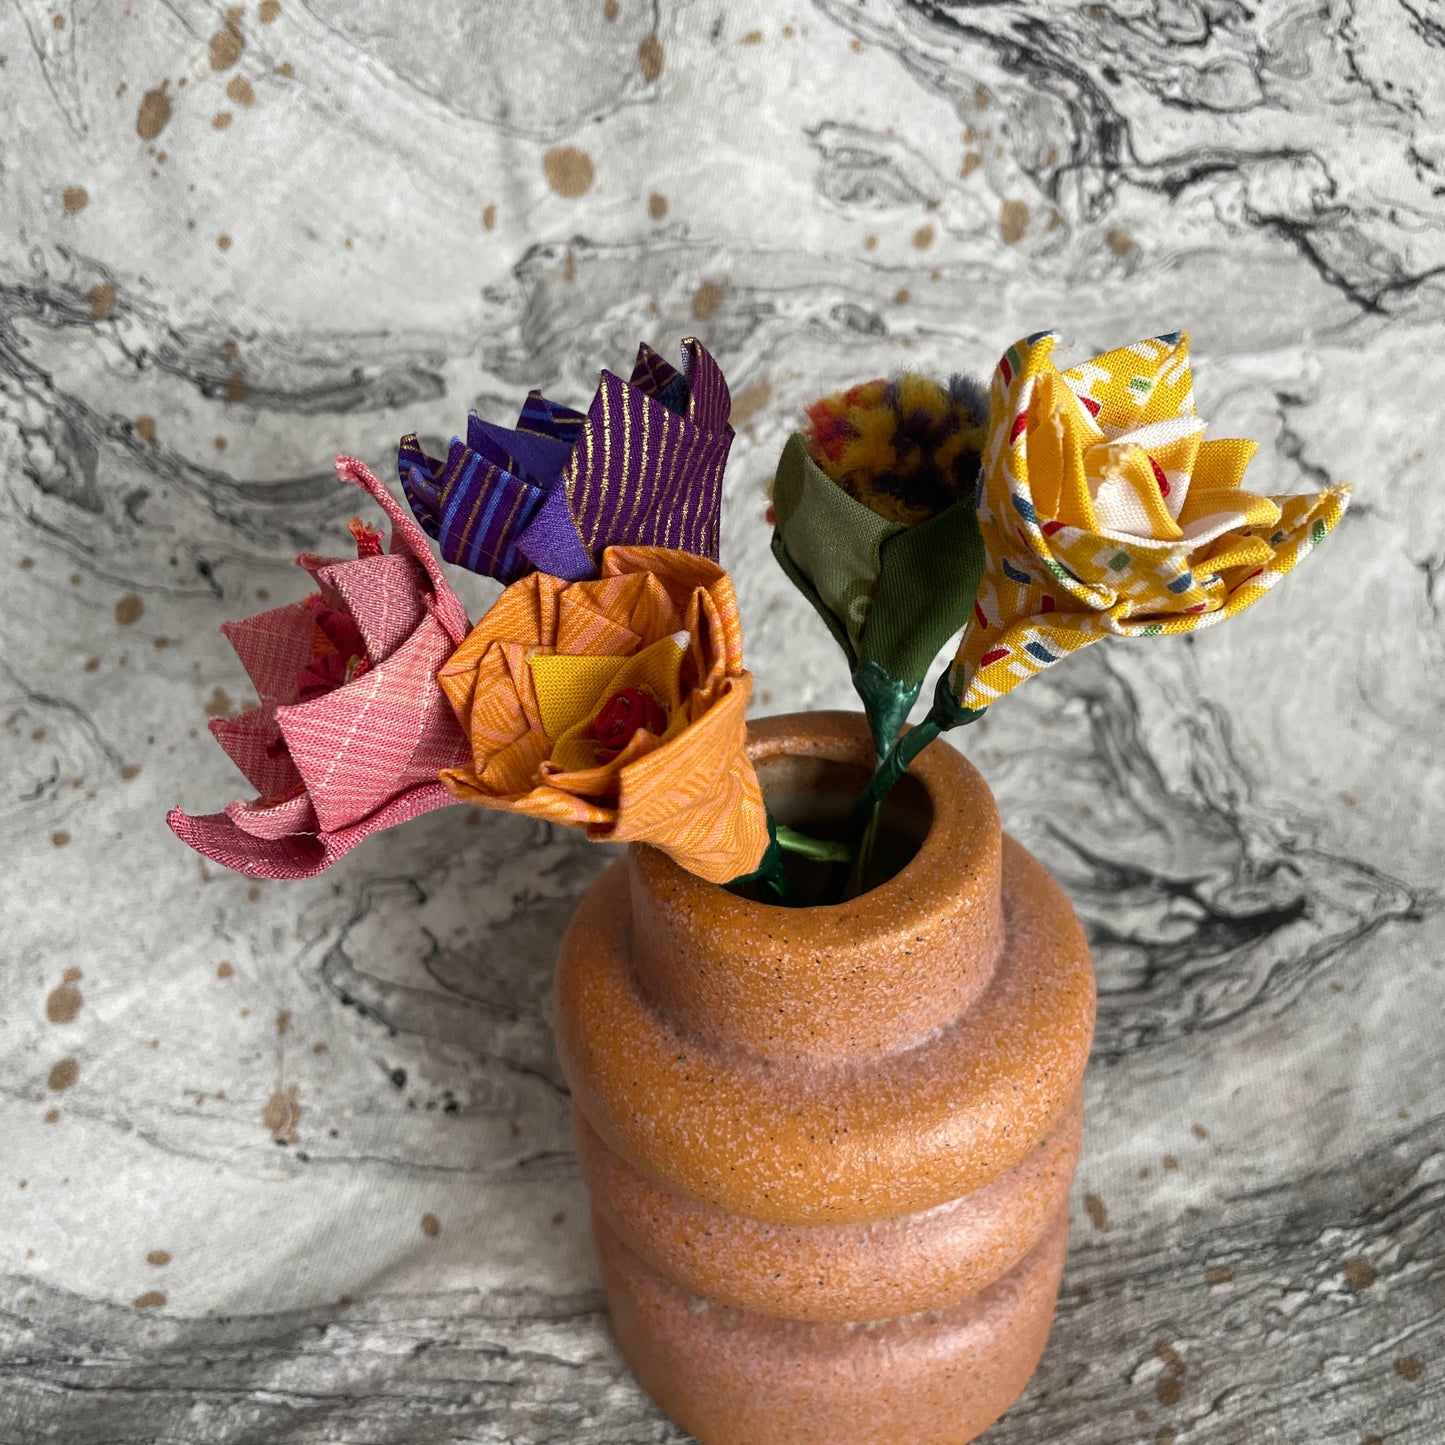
(774, 825, 855, 865)
(846, 673, 985, 848)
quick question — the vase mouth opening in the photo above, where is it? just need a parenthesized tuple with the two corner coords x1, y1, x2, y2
(733, 752, 933, 906)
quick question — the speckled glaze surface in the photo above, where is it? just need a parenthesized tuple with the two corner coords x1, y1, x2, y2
(552, 712, 1097, 1443)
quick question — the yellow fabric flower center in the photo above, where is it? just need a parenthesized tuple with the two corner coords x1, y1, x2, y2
(528, 631, 690, 772)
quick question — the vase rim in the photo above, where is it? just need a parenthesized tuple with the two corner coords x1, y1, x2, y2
(632, 709, 999, 939)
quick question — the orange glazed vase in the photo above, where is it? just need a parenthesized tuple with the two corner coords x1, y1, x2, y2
(552, 712, 1096, 1445)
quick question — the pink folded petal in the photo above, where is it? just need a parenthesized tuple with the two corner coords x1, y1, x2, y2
(221, 602, 317, 708)
(208, 709, 301, 799)
(335, 456, 470, 645)
(170, 461, 475, 881)
(225, 789, 319, 839)
(167, 781, 458, 880)
(275, 615, 471, 834)
(309, 551, 427, 663)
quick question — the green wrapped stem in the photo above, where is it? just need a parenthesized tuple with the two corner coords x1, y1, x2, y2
(848, 672, 985, 829)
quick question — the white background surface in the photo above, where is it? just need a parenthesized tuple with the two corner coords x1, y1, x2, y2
(2, 2, 1441, 1441)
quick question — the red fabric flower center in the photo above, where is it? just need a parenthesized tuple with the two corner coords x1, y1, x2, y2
(591, 687, 666, 759)
(297, 598, 371, 702)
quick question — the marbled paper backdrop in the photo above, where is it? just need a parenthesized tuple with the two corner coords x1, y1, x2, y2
(2, 2, 1442, 1442)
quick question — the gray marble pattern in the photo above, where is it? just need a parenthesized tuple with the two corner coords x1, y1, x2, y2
(2, 1, 1442, 1441)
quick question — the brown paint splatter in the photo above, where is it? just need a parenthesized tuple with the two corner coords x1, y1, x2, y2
(120, 763, 141, 780)
(1163, 1154, 1179, 1171)
(1205, 1265, 1233, 1285)
(217, 234, 232, 251)
(115, 594, 144, 625)
(1363, 1437, 1384, 1445)
(225, 373, 247, 403)
(212, 111, 233, 130)
(912, 223, 934, 249)
(1192, 1123, 1208, 1139)
(1155, 1376, 1182, 1406)
(262, 1084, 302, 1143)
(691, 279, 724, 321)
(63, 186, 89, 214)
(603, 0, 618, 16)
(421, 1213, 441, 1237)
(1343, 1257, 1377, 1291)
(214, 435, 228, 449)
(1394, 1356, 1422, 1381)
(48, 1059, 79, 1092)
(1000, 199, 1030, 244)
(740, 29, 762, 44)
(974, 83, 989, 108)
(45, 970, 83, 1025)
(863, 233, 877, 250)
(247, 884, 261, 901)
(210, 24, 243, 71)
(1106, 227, 1134, 255)
(133, 1290, 166, 1309)
(275, 1009, 291, 1037)
(543, 146, 593, 197)
(893, 287, 910, 304)
(1156, 1430, 1176, 1445)
(136, 85, 172, 141)
(1083, 1193, 1108, 1231)
(135, 416, 156, 443)
(216, 962, 234, 979)
(147, 1249, 171, 1266)
(482, 203, 496, 229)
(51, 831, 70, 848)
(43, 1108, 60, 1124)
(204, 687, 235, 718)
(260, 0, 281, 20)
(89, 282, 116, 319)
(638, 34, 664, 82)
(647, 192, 667, 220)
(959, 151, 981, 178)
(728, 378, 772, 430)
(563, 246, 576, 283)
(551, 1211, 566, 1225)
(1156, 1341, 1185, 1376)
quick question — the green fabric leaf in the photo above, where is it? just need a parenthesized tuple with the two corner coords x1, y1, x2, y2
(772, 433, 902, 654)
(859, 497, 985, 689)
(770, 532, 857, 670)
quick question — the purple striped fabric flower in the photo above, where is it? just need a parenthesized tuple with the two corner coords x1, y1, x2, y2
(398, 338, 733, 584)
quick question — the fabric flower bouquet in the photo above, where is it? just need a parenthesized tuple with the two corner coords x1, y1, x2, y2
(169, 331, 1349, 903)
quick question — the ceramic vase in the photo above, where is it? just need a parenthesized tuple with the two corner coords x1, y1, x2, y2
(552, 711, 1095, 1445)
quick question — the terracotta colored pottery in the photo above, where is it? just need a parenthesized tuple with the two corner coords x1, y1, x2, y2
(552, 712, 1096, 1445)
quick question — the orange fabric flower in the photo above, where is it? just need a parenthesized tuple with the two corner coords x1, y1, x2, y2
(437, 546, 768, 884)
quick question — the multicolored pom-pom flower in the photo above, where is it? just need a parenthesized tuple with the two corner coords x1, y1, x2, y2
(802, 372, 988, 525)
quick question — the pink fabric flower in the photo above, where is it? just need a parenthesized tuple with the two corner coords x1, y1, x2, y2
(167, 457, 472, 878)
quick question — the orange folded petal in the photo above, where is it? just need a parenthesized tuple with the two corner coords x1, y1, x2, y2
(438, 547, 767, 882)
